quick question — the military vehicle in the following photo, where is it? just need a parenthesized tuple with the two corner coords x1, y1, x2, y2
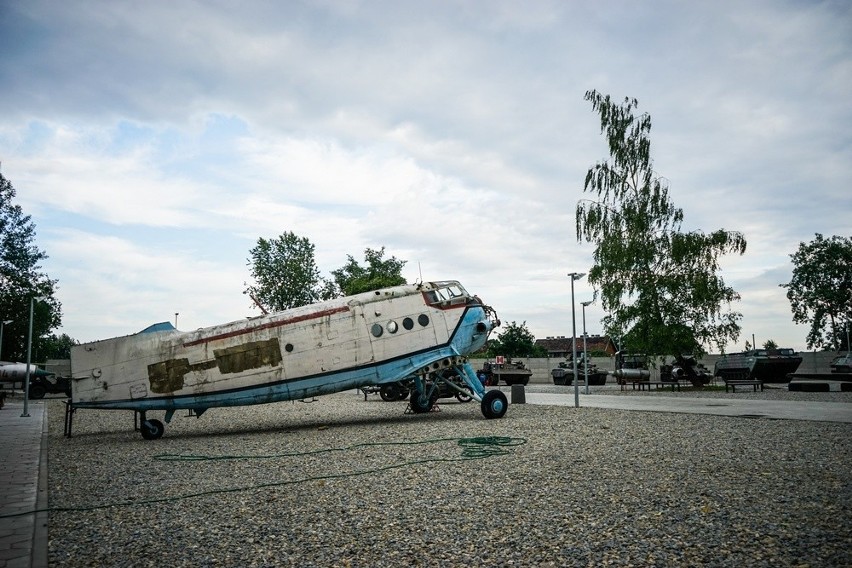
(551, 354, 608, 386)
(831, 353, 852, 374)
(478, 359, 532, 386)
(612, 351, 650, 384)
(28, 374, 72, 399)
(660, 355, 712, 387)
(713, 348, 802, 383)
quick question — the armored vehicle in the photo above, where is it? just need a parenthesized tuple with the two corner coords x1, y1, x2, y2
(479, 359, 532, 386)
(831, 353, 852, 374)
(714, 348, 802, 383)
(551, 354, 608, 386)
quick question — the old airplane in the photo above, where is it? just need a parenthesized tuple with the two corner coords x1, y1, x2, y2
(69, 280, 507, 439)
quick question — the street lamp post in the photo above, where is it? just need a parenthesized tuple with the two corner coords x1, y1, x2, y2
(581, 301, 593, 394)
(22, 296, 45, 418)
(0, 319, 12, 361)
(568, 272, 586, 408)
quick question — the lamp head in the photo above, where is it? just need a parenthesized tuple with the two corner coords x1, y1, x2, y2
(581, 301, 593, 307)
(567, 272, 586, 281)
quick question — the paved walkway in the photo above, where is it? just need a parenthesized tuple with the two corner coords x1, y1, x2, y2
(0, 396, 47, 568)
(523, 391, 852, 423)
(0, 388, 849, 568)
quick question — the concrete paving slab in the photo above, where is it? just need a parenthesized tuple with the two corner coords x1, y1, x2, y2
(0, 396, 47, 568)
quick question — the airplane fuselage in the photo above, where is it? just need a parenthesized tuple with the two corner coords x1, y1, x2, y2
(70, 281, 500, 421)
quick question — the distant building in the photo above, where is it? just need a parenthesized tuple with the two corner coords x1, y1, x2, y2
(535, 335, 617, 358)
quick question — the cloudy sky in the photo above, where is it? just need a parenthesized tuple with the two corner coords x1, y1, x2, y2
(1, 0, 850, 353)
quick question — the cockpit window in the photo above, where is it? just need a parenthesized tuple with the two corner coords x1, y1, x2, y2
(424, 283, 468, 306)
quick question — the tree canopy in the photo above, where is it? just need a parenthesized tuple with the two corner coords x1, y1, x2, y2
(245, 234, 407, 312)
(0, 172, 63, 362)
(575, 90, 747, 358)
(485, 321, 547, 358)
(780, 233, 852, 351)
(330, 247, 407, 296)
(245, 232, 329, 312)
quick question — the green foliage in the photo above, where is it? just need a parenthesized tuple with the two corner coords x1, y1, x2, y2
(245, 232, 330, 311)
(780, 233, 852, 350)
(40, 333, 79, 359)
(330, 247, 407, 296)
(246, 235, 408, 312)
(0, 173, 63, 362)
(763, 339, 778, 350)
(576, 90, 747, 358)
(486, 321, 547, 358)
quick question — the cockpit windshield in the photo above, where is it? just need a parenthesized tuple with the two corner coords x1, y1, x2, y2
(423, 282, 469, 306)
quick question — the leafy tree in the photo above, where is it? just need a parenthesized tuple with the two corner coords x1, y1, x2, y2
(245, 232, 330, 311)
(486, 321, 547, 358)
(780, 233, 852, 350)
(763, 339, 778, 350)
(40, 333, 79, 360)
(575, 90, 747, 358)
(0, 172, 62, 362)
(330, 247, 407, 296)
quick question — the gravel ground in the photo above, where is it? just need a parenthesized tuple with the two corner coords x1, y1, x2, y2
(47, 387, 852, 567)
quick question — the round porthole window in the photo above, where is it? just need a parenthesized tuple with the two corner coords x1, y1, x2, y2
(418, 314, 430, 327)
(285, 343, 294, 352)
(371, 323, 384, 337)
(387, 321, 398, 333)
(402, 317, 414, 330)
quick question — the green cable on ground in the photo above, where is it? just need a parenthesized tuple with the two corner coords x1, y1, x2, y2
(0, 436, 526, 519)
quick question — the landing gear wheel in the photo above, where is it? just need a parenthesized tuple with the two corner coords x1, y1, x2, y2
(409, 391, 437, 413)
(28, 384, 46, 400)
(141, 419, 165, 440)
(380, 384, 401, 401)
(481, 390, 508, 419)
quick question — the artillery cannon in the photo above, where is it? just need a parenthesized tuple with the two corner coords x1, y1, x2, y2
(661, 355, 712, 387)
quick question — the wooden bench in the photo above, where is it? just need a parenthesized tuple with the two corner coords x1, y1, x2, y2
(723, 379, 763, 393)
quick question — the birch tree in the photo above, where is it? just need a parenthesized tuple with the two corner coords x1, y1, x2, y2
(575, 90, 747, 357)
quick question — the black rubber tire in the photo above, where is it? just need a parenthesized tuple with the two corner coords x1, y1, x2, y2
(481, 390, 508, 419)
(141, 419, 165, 440)
(455, 390, 472, 403)
(380, 384, 401, 401)
(28, 383, 46, 400)
(409, 391, 437, 413)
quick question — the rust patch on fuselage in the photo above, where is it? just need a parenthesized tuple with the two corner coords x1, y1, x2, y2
(148, 359, 189, 393)
(147, 338, 283, 393)
(214, 338, 282, 374)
